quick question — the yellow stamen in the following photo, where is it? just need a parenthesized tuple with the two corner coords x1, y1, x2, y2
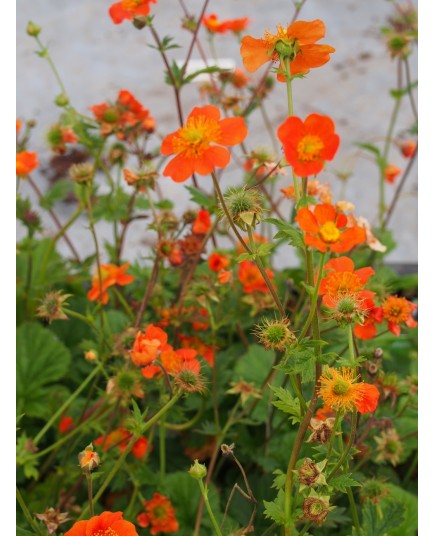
(172, 115, 222, 158)
(297, 135, 325, 162)
(319, 221, 340, 243)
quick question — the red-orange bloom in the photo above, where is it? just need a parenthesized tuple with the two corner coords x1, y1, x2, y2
(202, 14, 249, 34)
(384, 164, 401, 184)
(240, 20, 335, 80)
(16, 151, 39, 176)
(277, 114, 339, 177)
(192, 209, 211, 235)
(131, 324, 169, 366)
(65, 511, 138, 536)
(178, 334, 215, 367)
(137, 493, 179, 534)
(109, 0, 157, 24)
(295, 203, 366, 253)
(319, 257, 375, 306)
(382, 295, 417, 336)
(238, 260, 274, 293)
(208, 252, 230, 273)
(161, 105, 247, 183)
(399, 140, 417, 158)
(87, 263, 135, 305)
(90, 89, 153, 139)
(353, 294, 384, 340)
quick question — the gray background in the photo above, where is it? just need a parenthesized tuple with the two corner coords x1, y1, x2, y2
(16, 0, 418, 265)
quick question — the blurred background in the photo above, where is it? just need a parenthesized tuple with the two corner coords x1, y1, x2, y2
(16, 0, 418, 266)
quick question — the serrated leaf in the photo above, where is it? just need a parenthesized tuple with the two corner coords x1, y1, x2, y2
(362, 498, 405, 536)
(265, 218, 305, 249)
(263, 490, 287, 525)
(355, 142, 381, 157)
(16, 322, 71, 419)
(185, 185, 215, 209)
(269, 386, 301, 424)
(272, 469, 286, 490)
(237, 252, 255, 262)
(329, 473, 361, 492)
(390, 80, 418, 99)
(39, 179, 75, 209)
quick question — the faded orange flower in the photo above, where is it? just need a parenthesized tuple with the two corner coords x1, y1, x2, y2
(281, 179, 332, 203)
(208, 252, 230, 273)
(16, 151, 39, 176)
(238, 260, 274, 293)
(202, 14, 249, 34)
(161, 105, 247, 182)
(382, 295, 417, 336)
(137, 493, 179, 535)
(87, 263, 135, 305)
(384, 164, 401, 184)
(277, 114, 339, 177)
(109, 0, 157, 24)
(192, 209, 211, 235)
(241, 20, 335, 81)
(130, 324, 169, 366)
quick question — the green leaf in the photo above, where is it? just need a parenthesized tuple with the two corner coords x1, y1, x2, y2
(269, 385, 301, 424)
(362, 498, 405, 536)
(185, 185, 215, 209)
(390, 80, 418, 99)
(264, 218, 305, 249)
(39, 180, 74, 209)
(16, 527, 37, 536)
(355, 142, 381, 158)
(183, 66, 228, 85)
(329, 473, 361, 492)
(16, 322, 71, 419)
(263, 490, 287, 526)
(386, 484, 418, 535)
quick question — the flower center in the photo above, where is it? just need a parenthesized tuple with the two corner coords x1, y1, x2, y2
(333, 379, 350, 395)
(382, 296, 411, 323)
(319, 221, 340, 243)
(172, 115, 222, 158)
(325, 272, 363, 296)
(296, 135, 324, 162)
(153, 505, 167, 518)
(94, 529, 118, 536)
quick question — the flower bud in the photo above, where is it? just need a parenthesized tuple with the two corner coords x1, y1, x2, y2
(222, 187, 264, 231)
(54, 93, 70, 107)
(27, 21, 41, 37)
(189, 459, 207, 480)
(69, 162, 95, 183)
(78, 443, 100, 472)
(133, 15, 148, 29)
(297, 458, 327, 490)
(302, 494, 332, 526)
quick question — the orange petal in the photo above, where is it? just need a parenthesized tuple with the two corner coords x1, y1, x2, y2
(163, 154, 196, 182)
(108, 3, 131, 24)
(314, 203, 336, 225)
(240, 36, 270, 72)
(354, 383, 380, 414)
(290, 44, 335, 75)
(354, 322, 378, 340)
(287, 19, 326, 44)
(189, 105, 221, 122)
(324, 256, 354, 273)
(160, 131, 179, 155)
(304, 233, 327, 252)
(194, 146, 230, 175)
(219, 117, 248, 145)
(295, 208, 320, 233)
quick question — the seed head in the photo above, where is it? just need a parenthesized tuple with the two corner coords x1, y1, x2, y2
(254, 317, 296, 351)
(222, 187, 264, 231)
(37, 291, 71, 324)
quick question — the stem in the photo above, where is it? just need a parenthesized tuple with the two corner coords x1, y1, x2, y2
(246, 226, 286, 317)
(33, 365, 102, 446)
(16, 487, 44, 536)
(159, 415, 166, 484)
(198, 480, 223, 536)
(348, 324, 356, 364)
(112, 287, 135, 321)
(328, 411, 358, 480)
(86, 473, 94, 517)
(297, 252, 326, 340)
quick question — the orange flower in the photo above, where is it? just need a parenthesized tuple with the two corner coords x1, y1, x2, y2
(353, 294, 384, 340)
(109, 0, 157, 24)
(202, 14, 249, 34)
(90, 89, 153, 139)
(95, 427, 131, 452)
(87, 263, 135, 305)
(131, 437, 149, 459)
(240, 20, 335, 80)
(238, 260, 274, 293)
(131, 324, 169, 366)
(319, 257, 375, 306)
(58, 416, 74, 434)
(161, 105, 247, 183)
(65, 511, 138, 536)
(16, 151, 39, 176)
(16, 119, 22, 133)
(208, 252, 230, 273)
(319, 367, 380, 414)
(217, 269, 232, 284)
(277, 114, 339, 177)
(47, 124, 78, 154)
(192, 209, 211, 235)
(384, 164, 401, 184)
(281, 179, 332, 203)
(382, 295, 417, 336)
(399, 140, 417, 158)
(295, 203, 366, 253)
(178, 334, 215, 367)
(137, 494, 179, 534)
